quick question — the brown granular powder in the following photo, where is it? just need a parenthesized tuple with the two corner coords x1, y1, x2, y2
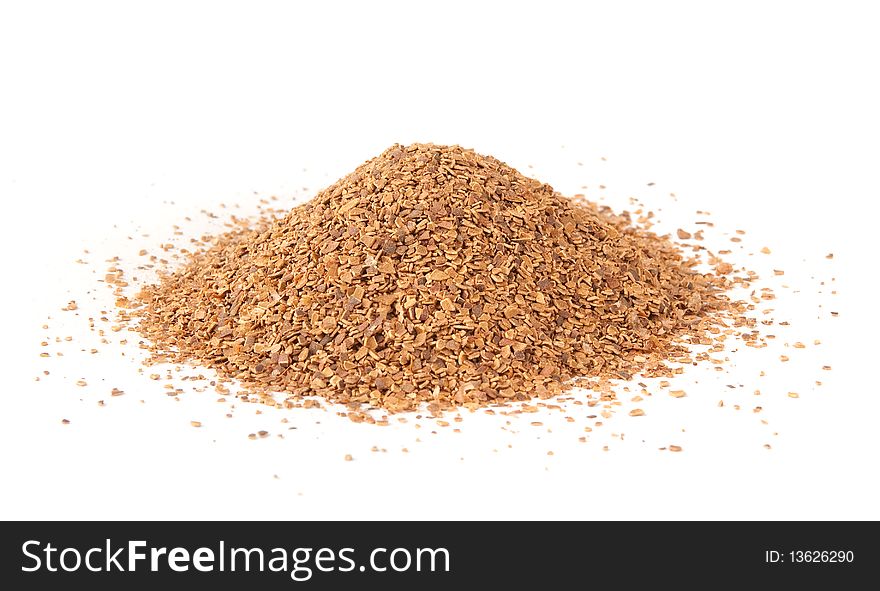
(130, 144, 739, 414)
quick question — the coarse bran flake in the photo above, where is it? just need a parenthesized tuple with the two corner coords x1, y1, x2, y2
(125, 144, 745, 415)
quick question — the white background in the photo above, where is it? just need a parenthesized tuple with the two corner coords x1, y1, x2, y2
(1, 1, 878, 520)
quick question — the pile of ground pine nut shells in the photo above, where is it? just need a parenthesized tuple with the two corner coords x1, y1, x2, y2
(124, 143, 752, 416)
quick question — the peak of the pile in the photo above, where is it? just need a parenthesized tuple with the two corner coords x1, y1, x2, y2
(308, 142, 554, 214)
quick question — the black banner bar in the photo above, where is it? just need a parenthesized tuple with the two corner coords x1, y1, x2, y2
(2, 522, 876, 588)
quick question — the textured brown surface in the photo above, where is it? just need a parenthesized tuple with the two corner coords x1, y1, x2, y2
(132, 144, 736, 412)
